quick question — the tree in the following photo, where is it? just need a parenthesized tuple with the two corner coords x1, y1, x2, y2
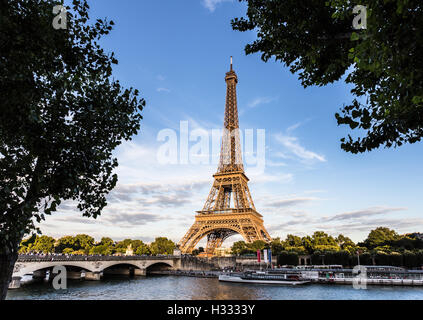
(364, 227, 400, 249)
(135, 242, 150, 256)
(231, 241, 249, 255)
(55, 236, 77, 253)
(249, 240, 267, 252)
(149, 237, 176, 255)
(99, 237, 115, 248)
(284, 235, 303, 247)
(336, 234, 356, 250)
(232, 0, 423, 153)
(115, 239, 133, 253)
(74, 234, 94, 254)
(89, 244, 112, 255)
(54, 234, 93, 254)
(32, 235, 55, 254)
(0, 0, 145, 299)
(311, 231, 338, 248)
(18, 234, 37, 253)
(89, 237, 115, 255)
(270, 238, 284, 255)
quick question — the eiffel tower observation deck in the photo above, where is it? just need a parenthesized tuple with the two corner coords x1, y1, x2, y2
(178, 58, 271, 255)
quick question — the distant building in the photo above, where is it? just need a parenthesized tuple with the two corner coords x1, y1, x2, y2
(214, 247, 233, 257)
(198, 252, 214, 258)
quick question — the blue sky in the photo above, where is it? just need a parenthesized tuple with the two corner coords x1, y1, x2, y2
(41, 0, 423, 245)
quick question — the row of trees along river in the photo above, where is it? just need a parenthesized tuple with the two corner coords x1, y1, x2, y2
(19, 235, 176, 256)
(231, 227, 423, 269)
(18, 227, 423, 268)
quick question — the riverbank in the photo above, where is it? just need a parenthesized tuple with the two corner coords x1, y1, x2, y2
(150, 270, 219, 278)
(152, 267, 423, 287)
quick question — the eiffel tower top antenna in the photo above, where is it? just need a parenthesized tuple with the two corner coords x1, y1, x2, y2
(219, 55, 242, 173)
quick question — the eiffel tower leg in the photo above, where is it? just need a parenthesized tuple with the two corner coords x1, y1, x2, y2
(178, 222, 201, 254)
(205, 229, 235, 255)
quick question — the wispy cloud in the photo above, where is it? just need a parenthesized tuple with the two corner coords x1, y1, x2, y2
(157, 87, 170, 93)
(266, 205, 413, 241)
(274, 133, 326, 162)
(157, 74, 166, 81)
(202, 0, 232, 12)
(323, 206, 407, 222)
(268, 197, 317, 208)
(102, 212, 160, 227)
(248, 96, 277, 108)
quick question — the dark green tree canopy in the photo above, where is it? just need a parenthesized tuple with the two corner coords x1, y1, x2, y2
(149, 237, 176, 255)
(0, 0, 144, 252)
(0, 0, 144, 299)
(232, 0, 423, 153)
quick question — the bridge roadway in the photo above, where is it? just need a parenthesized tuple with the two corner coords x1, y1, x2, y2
(10, 254, 181, 289)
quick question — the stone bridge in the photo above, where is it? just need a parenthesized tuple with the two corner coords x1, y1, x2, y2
(10, 255, 181, 288)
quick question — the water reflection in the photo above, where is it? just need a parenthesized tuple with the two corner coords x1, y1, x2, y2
(6, 275, 423, 300)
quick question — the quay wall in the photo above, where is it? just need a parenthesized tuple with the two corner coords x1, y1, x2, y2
(177, 256, 276, 271)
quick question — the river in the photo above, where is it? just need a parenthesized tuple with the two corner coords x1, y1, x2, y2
(6, 275, 423, 300)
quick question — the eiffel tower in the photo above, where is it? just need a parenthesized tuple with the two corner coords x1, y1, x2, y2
(178, 57, 271, 255)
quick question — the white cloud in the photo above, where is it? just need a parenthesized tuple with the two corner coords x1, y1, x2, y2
(323, 206, 407, 222)
(157, 87, 170, 93)
(267, 197, 318, 208)
(274, 133, 326, 162)
(202, 0, 232, 12)
(248, 96, 277, 108)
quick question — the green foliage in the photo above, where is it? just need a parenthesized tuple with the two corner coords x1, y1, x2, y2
(277, 251, 299, 266)
(231, 241, 250, 255)
(149, 237, 176, 255)
(364, 227, 400, 248)
(18, 234, 37, 253)
(55, 234, 94, 254)
(62, 248, 74, 255)
(89, 244, 112, 255)
(17, 234, 162, 257)
(0, 0, 145, 257)
(55, 236, 77, 253)
(115, 239, 133, 250)
(232, 0, 423, 153)
(134, 241, 150, 255)
(99, 237, 114, 247)
(231, 240, 268, 255)
(284, 235, 303, 247)
(32, 235, 55, 254)
(311, 250, 350, 265)
(311, 231, 338, 248)
(250, 240, 268, 251)
(270, 238, 284, 255)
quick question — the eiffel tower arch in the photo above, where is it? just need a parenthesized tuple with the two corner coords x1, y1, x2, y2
(178, 58, 271, 255)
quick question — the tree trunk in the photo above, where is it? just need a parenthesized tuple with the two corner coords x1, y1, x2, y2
(0, 251, 18, 300)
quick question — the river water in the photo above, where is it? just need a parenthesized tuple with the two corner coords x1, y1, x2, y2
(6, 275, 423, 300)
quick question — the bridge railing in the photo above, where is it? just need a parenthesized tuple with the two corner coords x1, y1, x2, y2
(17, 254, 178, 262)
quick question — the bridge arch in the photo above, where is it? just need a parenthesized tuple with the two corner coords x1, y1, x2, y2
(13, 261, 97, 278)
(145, 261, 173, 274)
(98, 262, 143, 271)
(13, 257, 177, 279)
(185, 226, 242, 253)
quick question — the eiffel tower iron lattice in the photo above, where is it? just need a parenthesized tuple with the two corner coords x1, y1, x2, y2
(178, 58, 272, 255)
